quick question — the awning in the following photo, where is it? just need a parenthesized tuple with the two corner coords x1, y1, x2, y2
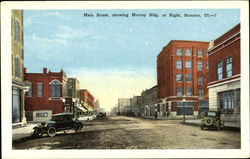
(75, 106, 88, 112)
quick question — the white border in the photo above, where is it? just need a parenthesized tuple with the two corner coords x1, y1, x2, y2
(1, 1, 249, 158)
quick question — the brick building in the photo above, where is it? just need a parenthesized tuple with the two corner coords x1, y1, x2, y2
(24, 68, 68, 122)
(131, 96, 142, 116)
(11, 10, 29, 126)
(141, 85, 157, 117)
(79, 89, 95, 112)
(157, 40, 209, 118)
(207, 24, 240, 126)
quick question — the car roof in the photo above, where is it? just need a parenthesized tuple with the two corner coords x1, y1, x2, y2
(52, 112, 73, 117)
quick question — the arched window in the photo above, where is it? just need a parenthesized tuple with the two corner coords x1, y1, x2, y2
(51, 80, 60, 97)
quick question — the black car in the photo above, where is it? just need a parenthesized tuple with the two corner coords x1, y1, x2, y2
(200, 110, 224, 131)
(33, 112, 83, 137)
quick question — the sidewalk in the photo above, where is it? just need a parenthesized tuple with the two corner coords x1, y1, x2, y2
(12, 123, 38, 142)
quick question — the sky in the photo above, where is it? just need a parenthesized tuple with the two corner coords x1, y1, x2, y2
(23, 9, 240, 111)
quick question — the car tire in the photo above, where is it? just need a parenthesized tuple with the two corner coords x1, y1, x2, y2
(47, 127, 56, 137)
(74, 124, 82, 133)
(204, 117, 213, 126)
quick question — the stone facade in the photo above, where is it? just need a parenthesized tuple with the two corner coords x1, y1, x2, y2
(118, 98, 131, 115)
(12, 10, 29, 126)
(207, 23, 240, 126)
(141, 85, 157, 117)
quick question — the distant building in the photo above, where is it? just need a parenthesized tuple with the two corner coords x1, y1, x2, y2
(157, 40, 209, 118)
(111, 104, 118, 114)
(207, 24, 240, 126)
(131, 96, 142, 116)
(24, 68, 68, 122)
(66, 78, 86, 117)
(12, 10, 29, 126)
(94, 99, 100, 113)
(141, 85, 157, 117)
(80, 89, 95, 113)
(118, 98, 131, 115)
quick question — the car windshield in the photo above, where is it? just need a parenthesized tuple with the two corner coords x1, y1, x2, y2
(51, 116, 62, 121)
(207, 112, 217, 116)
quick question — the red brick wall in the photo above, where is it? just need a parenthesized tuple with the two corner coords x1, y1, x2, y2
(157, 40, 209, 111)
(208, 24, 240, 84)
(24, 68, 66, 114)
(80, 89, 95, 108)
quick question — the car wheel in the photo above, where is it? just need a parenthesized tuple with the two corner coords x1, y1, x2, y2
(204, 118, 213, 126)
(33, 129, 42, 138)
(47, 127, 56, 137)
(74, 124, 82, 133)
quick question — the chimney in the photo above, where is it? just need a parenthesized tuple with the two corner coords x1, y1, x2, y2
(43, 68, 47, 74)
(24, 67, 26, 74)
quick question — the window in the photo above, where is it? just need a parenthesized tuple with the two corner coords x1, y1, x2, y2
(37, 84, 43, 97)
(36, 112, 48, 117)
(176, 60, 182, 69)
(198, 89, 203, 98)
(198, 61, 203, 71)
(186, 61, 192, 69)
(27, 84, 32, 97)
(176, 74, 182, 82)
(186, 87, 192, 96)
(219, 90, 235, 110)
(186, 74, 192, 82)
(198, 76, 202, 86)
(198, 49, 203, 57)
(217, 61, 223, 80)
(51, 80, 60, 97)
(185, 49, 191, 56)
(14, 20, 20, 42)
(226, 57, 232, 77)
(15, 57, 20, 77)
(176, 102, 194, 115)
(176, 49, 182, 56)
(177, 87, 182, 96)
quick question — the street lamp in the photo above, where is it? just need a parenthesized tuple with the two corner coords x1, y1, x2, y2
(155, 104, 158, 120)
(182, 99, 186, 122)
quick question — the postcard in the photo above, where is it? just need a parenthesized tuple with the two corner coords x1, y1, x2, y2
(1, 1, 249, 158)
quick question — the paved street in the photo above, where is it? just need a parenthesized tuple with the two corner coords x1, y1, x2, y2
(13, 115, 240, 149)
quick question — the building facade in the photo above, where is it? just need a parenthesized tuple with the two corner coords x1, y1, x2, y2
(24, 68, 68, 122)
(12, 10, 29, 126)
(118, 98, 131, 115)
(157, 40, 209, 118)
(207, 24, 240, 126)
(79, 89, 95, 113)
(141, 85, 157, 117)
(131, 96, 142, 116)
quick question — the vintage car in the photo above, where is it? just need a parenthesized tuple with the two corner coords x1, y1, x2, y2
(96, 112, 106, 120)
(200, 110, 224, 131)
(33, 112, 83, 137)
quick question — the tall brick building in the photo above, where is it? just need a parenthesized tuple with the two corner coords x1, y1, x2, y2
(24, 68, 68, 122)
(157, 40, 209, 118)
(80, 89, 95, 112)
(207, 24, 240, 126)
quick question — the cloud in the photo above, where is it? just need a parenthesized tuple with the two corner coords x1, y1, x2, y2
(68, 68, 156, 111)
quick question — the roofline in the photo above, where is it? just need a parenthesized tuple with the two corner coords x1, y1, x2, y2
(214, 23, 240, 42)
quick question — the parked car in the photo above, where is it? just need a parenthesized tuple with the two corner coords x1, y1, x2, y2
(33, 112, 83, 137)
(96, 112, 106, 120)
(200, 110, 224, 131)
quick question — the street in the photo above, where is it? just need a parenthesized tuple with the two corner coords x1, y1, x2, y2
(13, 115, 240, 149)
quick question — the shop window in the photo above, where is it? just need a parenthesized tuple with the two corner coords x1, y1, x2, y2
(219, 90, 235, 111)
(27, 84, 32, 97)
(226, 57, 232, 77)
(36, 112, 48, 117)
(176, 102, 194, 115)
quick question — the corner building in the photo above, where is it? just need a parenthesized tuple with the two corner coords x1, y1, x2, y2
(157, 40, 209, 118)
(207, 24, 240, 126)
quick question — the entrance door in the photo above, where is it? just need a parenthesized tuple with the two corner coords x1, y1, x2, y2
(12, 87, 21, 123)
